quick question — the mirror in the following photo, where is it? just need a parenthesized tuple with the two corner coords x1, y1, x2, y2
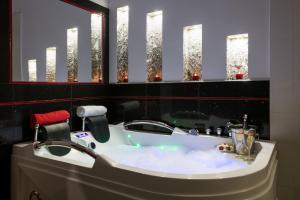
(11, 0, 108, 83)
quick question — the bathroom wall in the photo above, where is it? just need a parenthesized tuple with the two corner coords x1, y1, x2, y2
(270, 0, 300, 199)
(0, 1, 274, 200)
(108, 0, 270, 82)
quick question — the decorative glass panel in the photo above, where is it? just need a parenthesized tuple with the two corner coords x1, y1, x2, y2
(146, 11, 163, 82)
(91, 13, 103, 82)
(28, 59, 37, 82)
(67, 27, 78, 82)
(46, 47, 56, 82)
(227, 34, 249, 80)
(183, 25, 202, 81)
(117, 6, 129, 83)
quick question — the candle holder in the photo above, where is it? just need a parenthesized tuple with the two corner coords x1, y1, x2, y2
(192, 73, 200, 81)
(123, 75, 128, 83)
(235, 72, 244, 80)
(154, 74, 162, 82)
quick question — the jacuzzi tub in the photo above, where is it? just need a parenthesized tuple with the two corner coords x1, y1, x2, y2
(11, 124, 277, 200)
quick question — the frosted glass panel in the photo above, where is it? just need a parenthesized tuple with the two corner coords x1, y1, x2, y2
(46, 47, 56, 82)
(28, 59, 37, 82)
(183, 25, 202, 81)
(146, 11, 163, 82)
(117, 6, 129, 83)
(227, 34, 249, 80)
(67, 27, 78, 82)
(91, 13, 103, 82)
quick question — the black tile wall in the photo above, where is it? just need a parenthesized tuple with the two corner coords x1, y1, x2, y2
(0, 84, 13, 102)
(71, 84, 107, 98)
(107, 81, 270, 139)
(13, 84, 72, 101)
(108, 83, 147, 97)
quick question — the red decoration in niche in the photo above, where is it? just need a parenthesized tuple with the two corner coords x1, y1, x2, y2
(235, 72, 244, 80)
(192, 73, 200, 81)
(123, 75, 128, 83)
(154, 74, 162, 82)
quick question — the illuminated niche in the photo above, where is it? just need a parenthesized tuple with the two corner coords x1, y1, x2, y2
(117, 6, 129, 83)
(67, 27, 78, 82)
(183, 25, 202, 81)
(91, 13, 103, 82)
(227, 34, 249, 80)
(46, 47, 56, 82)
(28, 59, 37, 82)
(146, 11, 163, 82)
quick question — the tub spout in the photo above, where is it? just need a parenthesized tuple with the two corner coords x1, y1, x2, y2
(34, 140, 99, 159)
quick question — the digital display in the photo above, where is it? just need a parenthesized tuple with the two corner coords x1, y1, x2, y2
(75, 132, 89, 139)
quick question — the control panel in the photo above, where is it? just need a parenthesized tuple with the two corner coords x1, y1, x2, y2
(71, 132, 96, 150)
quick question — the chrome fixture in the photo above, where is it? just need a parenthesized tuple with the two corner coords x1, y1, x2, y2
(188, 129, 199, 136)
(34, 140, 98, 159)
(124, 120, 174, 133)
(206, 128, 211, 135)
(217, 128, 222, 136)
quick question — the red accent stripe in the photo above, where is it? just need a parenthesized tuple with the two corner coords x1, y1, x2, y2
(0, 95, 268, 107)
(0, 97, 105, 107)
(108, 96, 270, 101)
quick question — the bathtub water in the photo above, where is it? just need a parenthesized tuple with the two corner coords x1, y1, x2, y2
(102, 145, 247, 175)
(11, 124, 278, 200)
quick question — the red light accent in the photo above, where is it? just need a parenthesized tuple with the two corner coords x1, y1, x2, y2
(123, 75, 128, 82)
(236, 73, 244, 80)
(154, 74, 162, 82)
(192, 73, 200, 81)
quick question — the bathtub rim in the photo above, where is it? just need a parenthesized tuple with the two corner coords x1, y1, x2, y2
(14, 126, 277, 181)
(11, 142, 278, 199)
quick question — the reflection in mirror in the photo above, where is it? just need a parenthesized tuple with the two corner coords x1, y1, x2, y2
(28, 59, 37, 81)
(46, 47, 57, 82)
(12, 0, 106, 83)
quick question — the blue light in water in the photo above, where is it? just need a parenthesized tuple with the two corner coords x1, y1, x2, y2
(127, 134, 132, 138)
(135, 144, 141, 148)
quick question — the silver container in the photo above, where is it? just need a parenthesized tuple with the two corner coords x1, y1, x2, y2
(230, 128, 256, 155)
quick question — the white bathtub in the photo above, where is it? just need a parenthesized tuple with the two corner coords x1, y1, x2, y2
(11, 124, 277, 200)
